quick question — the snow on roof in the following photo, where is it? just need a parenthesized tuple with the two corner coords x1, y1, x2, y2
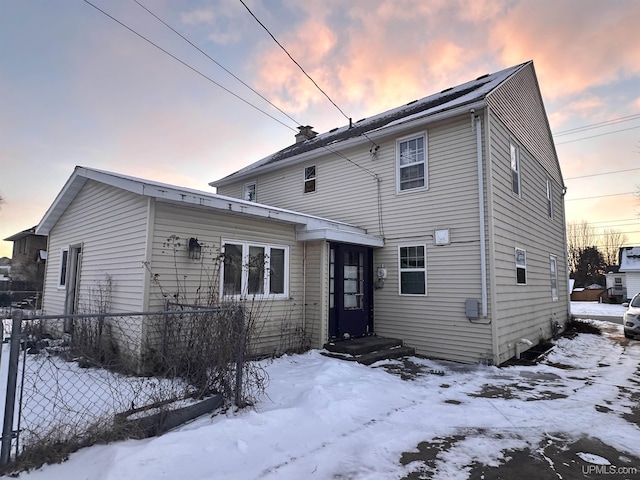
(211, 62, 529, 186)
(620, 247, 640, 272)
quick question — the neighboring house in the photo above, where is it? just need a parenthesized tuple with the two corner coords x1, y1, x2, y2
(3, 227, 47, 290)
(36, 166, 382, 361)
(604, 265, 626, 303)
(619, 247, 640, 300)
(211, 60, 569, 365)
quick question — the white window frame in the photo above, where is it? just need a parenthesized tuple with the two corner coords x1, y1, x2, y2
(396, 132, 428, 193)
(58, 247, 69, 288)
(243, 182, 257, 202)
(398, 244, 427, 296)
(304, 165, 316, 193)
(510, 142, 521, 197)
(546, 178, 553, 219)
(221, 240, 289, 299)
(550, 255, 558, 301)
(515, 247, 527, 285)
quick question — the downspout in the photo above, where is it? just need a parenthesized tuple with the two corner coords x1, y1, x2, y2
(302, 242, 307, 335)
(475, 112, 488, 317)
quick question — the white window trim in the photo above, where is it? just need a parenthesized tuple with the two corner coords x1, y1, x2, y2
(304, 165, 316, 194)
(510, 142, 521, 197)
(550, 255, 558, 301)
(58, 247, 69, 289)
(243, 182, 257, 202)
(515, 247, 527, 285)
(546, 178, 553, 220)
(396, 132, 428, 194)
(221, 240, 289, 299)
(398, 244, 427, 296)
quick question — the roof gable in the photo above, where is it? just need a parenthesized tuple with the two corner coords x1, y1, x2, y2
(211, 62, 530, 186)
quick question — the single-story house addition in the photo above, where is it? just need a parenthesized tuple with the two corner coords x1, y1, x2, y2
(36, 166, 382, 358)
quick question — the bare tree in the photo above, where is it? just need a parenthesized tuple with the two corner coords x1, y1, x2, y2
(567, 220, 596, 274)
(601, 229, 628, 267)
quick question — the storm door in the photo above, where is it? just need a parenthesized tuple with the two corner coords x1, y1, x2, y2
(329, 243, 373, 339)
(64, 244, 82, 332)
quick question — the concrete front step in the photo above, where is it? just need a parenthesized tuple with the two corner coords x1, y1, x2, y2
(322, 336, 415, 365)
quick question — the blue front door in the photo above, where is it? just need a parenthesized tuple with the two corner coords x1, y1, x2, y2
(329, 243, 373, 339)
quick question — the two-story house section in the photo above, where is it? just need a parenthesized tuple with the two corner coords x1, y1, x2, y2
(211, 61, 569, 365)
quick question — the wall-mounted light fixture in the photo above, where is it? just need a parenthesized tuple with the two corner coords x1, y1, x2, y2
(188, 237, 202, 260)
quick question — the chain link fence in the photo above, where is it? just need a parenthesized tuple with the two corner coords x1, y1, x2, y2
(0, 304, 255, 472)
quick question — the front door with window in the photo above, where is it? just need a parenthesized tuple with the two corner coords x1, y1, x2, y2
(329, 243, 373, 339)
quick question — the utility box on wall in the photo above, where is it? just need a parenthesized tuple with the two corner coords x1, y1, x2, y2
(465, 299, 479, 321)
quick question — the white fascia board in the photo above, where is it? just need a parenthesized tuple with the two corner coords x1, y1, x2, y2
(36, 170, 88, 235)
(212, 101, 487, 187)
(296, 227, 384, 247)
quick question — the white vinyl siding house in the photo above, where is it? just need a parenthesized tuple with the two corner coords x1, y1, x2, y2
(212, 61, 568, 366)
(38, 167, 382, 361)
(41, 179, 149, 315)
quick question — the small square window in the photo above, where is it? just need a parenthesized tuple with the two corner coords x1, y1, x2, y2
(243, 182, 256, 202)
(304, 166, 316, 193)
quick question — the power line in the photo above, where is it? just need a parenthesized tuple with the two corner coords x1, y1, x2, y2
(85, 0, 379, 181)
(553, 113, 640, 137)
(555, 125, 640, 145)
(83, 0, 297, 132)
(565, 167, 640, 180)
(237, 0, 380, 149)
(237, 0, 349, 121)
(565, 192, 636, 201)
(131, 0, 301, 127)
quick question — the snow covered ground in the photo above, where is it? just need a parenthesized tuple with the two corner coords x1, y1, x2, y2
(3, 304, 639, 479)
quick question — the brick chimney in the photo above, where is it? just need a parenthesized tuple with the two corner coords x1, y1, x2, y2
(295, 125, 317, 143)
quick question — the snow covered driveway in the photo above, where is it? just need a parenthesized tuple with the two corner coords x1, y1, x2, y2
(6, 319, 640, 480)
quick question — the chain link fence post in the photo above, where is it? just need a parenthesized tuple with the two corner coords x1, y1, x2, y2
(1, 310, 23, 466)
(234, 308, 245, 407)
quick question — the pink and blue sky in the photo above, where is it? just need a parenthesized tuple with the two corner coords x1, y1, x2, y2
(1, 0, 639, 258)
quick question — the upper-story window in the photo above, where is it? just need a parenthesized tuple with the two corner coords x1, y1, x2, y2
(546, 178, 553, 219)
(304, 166, 316, 193)
(397, 133, 427, 192)
(510, 142, 521, 196)
(243, 182, 256, 202)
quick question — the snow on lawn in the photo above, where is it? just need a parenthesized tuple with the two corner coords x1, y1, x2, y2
(571, 300, 627, 318)
(5, 321, 640, 480)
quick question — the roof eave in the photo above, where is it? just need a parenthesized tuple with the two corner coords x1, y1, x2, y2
(210, 99, 488, 188)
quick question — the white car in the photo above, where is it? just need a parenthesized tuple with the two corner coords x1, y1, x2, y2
(623, 293, 640, 339)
